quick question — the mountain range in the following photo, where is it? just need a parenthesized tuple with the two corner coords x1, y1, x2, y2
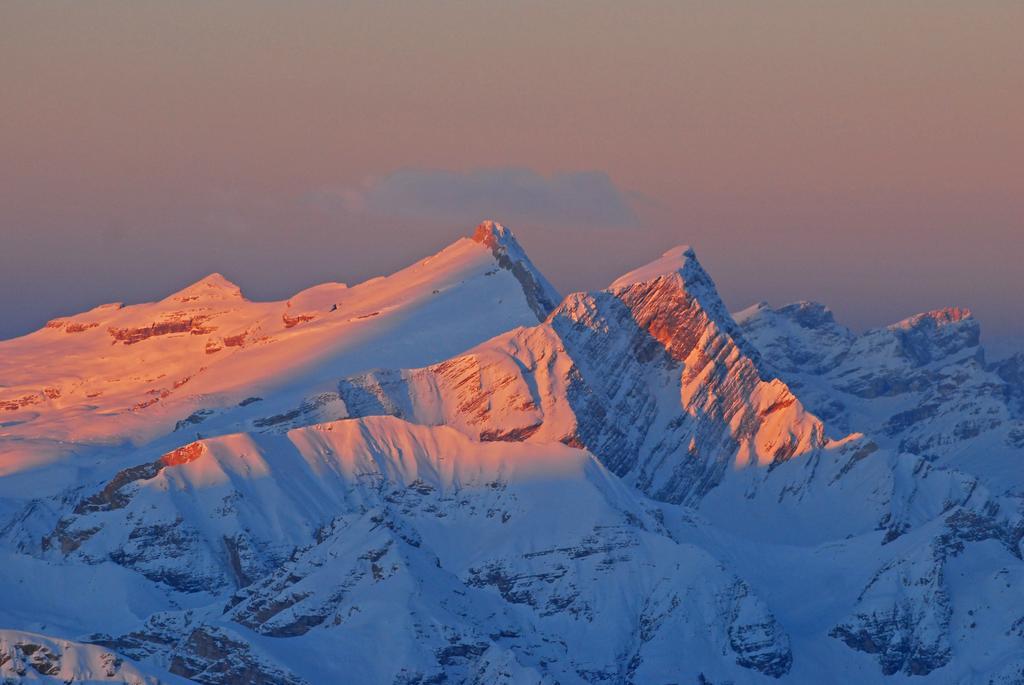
(1, 221, 1022, 684)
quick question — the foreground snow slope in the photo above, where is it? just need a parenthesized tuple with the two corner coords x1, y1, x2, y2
(20, 416, 795, 684)
(24, 416, 1024, 682)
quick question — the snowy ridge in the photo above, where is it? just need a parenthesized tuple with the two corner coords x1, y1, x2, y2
(0, 221, 558, 488)
(40, 418, 603, 594)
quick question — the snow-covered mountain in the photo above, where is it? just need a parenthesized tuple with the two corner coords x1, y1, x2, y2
(1, 222, 1023, 684)
(329, 245, 825, 506)
(735, 301, 1024, 493)
(0, 221, 556, 489)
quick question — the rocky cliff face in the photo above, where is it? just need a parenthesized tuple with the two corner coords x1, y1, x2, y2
(831, 499, 1024, 677)
(831, 541, 954, 677)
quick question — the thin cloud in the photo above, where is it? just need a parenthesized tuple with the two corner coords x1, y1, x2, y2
(333, 167, 638, 228)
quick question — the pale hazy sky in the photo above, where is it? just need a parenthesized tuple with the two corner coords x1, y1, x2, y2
(2, 2, 1022, 342)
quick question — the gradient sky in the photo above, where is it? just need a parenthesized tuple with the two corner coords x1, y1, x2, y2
(2, 2, 1022, 345)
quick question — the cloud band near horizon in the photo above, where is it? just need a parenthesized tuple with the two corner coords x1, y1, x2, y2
(332, 168, 638, 229)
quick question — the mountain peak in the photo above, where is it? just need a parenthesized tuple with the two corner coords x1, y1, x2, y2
(734, 300, 855, 375)
(601, 244, 763, 367)
(740, 300, 843, 332)
(891, 307, 973, 332)
(469, 220, 560, 321)
(607, 245, 699, 290)
(870, 306, 980, 367)
(471, 220, 517, 252)
(777, 301, 837, 327)
(168, 272, 245, 302)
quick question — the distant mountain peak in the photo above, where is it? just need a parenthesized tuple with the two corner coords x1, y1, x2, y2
(890, 306, 973, 332)
(881, 306, 980, 366)
(737, 300, 845, 333)
(734, 300, 855, 376)
(607, 244, 698, 290)
(776, 300, 838, 327)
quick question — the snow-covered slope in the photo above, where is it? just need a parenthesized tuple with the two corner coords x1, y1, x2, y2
(0, 221, 557, 489)
(17, 416, 795, 684)
(3, 223, 1024, 684)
